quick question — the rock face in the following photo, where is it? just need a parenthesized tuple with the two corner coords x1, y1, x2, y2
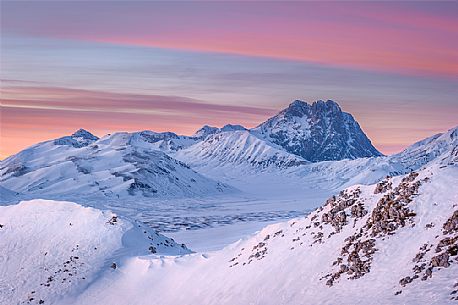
(253, 100, 383, 162)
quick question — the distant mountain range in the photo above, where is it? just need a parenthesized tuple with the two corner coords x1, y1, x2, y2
(0, 130, 232, 199)
(1, 99, 456, 201)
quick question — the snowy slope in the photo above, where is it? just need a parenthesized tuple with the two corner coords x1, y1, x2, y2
(174, 130, 308, 171)
(0, 185, 21, 203)
(389, 126, 458, 170)
(0, 130, 232, 199)
(183, 125, 457, 198)
(71, 163, 458, 305)
(0, 199, 190, 305)
(253, 100, 383, 162)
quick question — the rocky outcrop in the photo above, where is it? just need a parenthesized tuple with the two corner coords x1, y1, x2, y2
(325, 173, 426, 287)
(367, 173, 420, 237)
(321, 188, 364, 233)
(397, 208, 458, 300)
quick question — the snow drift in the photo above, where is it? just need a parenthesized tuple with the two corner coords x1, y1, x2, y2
(0, 199, 190, 305)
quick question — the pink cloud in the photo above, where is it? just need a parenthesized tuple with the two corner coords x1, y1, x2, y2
(0, 86, 277, 158)
(3, 2, 457, 77)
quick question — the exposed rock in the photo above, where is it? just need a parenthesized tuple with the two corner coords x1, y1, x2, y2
(443, 210, 458, 235)
(366, 175, 421, 237)
(374, 179, 392, 194)
(321, 188, 362, 233)
(399, 276, 413, 287)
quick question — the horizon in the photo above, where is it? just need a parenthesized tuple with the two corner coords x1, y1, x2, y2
(2, 98, 457, 161)
(1, 1, 458, 159)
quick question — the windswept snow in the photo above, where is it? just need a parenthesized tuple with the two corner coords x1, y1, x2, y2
(0, 199, 190, 305)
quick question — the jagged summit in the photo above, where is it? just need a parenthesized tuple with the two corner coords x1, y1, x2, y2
(253, 99, 382, 162)
(285, 99, 341, 116)
(71, 128, 99, 141)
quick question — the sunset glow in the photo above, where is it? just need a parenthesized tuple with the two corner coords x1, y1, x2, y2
(1, 1, 457, 159)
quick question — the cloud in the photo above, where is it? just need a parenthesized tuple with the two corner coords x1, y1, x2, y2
(1, 85, 276, 117)
(2, 1, 457, 77)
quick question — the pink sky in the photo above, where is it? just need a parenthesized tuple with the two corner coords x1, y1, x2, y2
(1, 1, 457, 159)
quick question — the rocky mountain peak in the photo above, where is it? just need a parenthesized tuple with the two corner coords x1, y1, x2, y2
(283, 99, 342, 118)
(71, 128, 99, 141)
(54, 128, 99, 148)
(254, 99, 382, 162)
(282, 99, 311, 116)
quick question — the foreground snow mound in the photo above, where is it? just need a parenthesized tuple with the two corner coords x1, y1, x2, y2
(0, 130, 233, 200)
(0, 199, 190, 305)
(73, 164, 458, 305)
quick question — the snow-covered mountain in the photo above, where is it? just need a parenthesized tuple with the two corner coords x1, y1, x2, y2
(0, 185, 21, 202)
(390, 126, 458, 170)
(253, 100, 383, 162)
(64, 162, 458, 305)
(175, 130, 308, 171)
(175, 99, 382, 172)
(172, 121, 457, 200)
(0, 130, 232, 200)
(0, 199, 190, 305)
(295, 125, 458, 190)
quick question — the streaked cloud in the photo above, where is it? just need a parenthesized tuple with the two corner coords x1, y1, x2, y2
(0, 85, 277, 158)
(2, 1, 457, 77)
